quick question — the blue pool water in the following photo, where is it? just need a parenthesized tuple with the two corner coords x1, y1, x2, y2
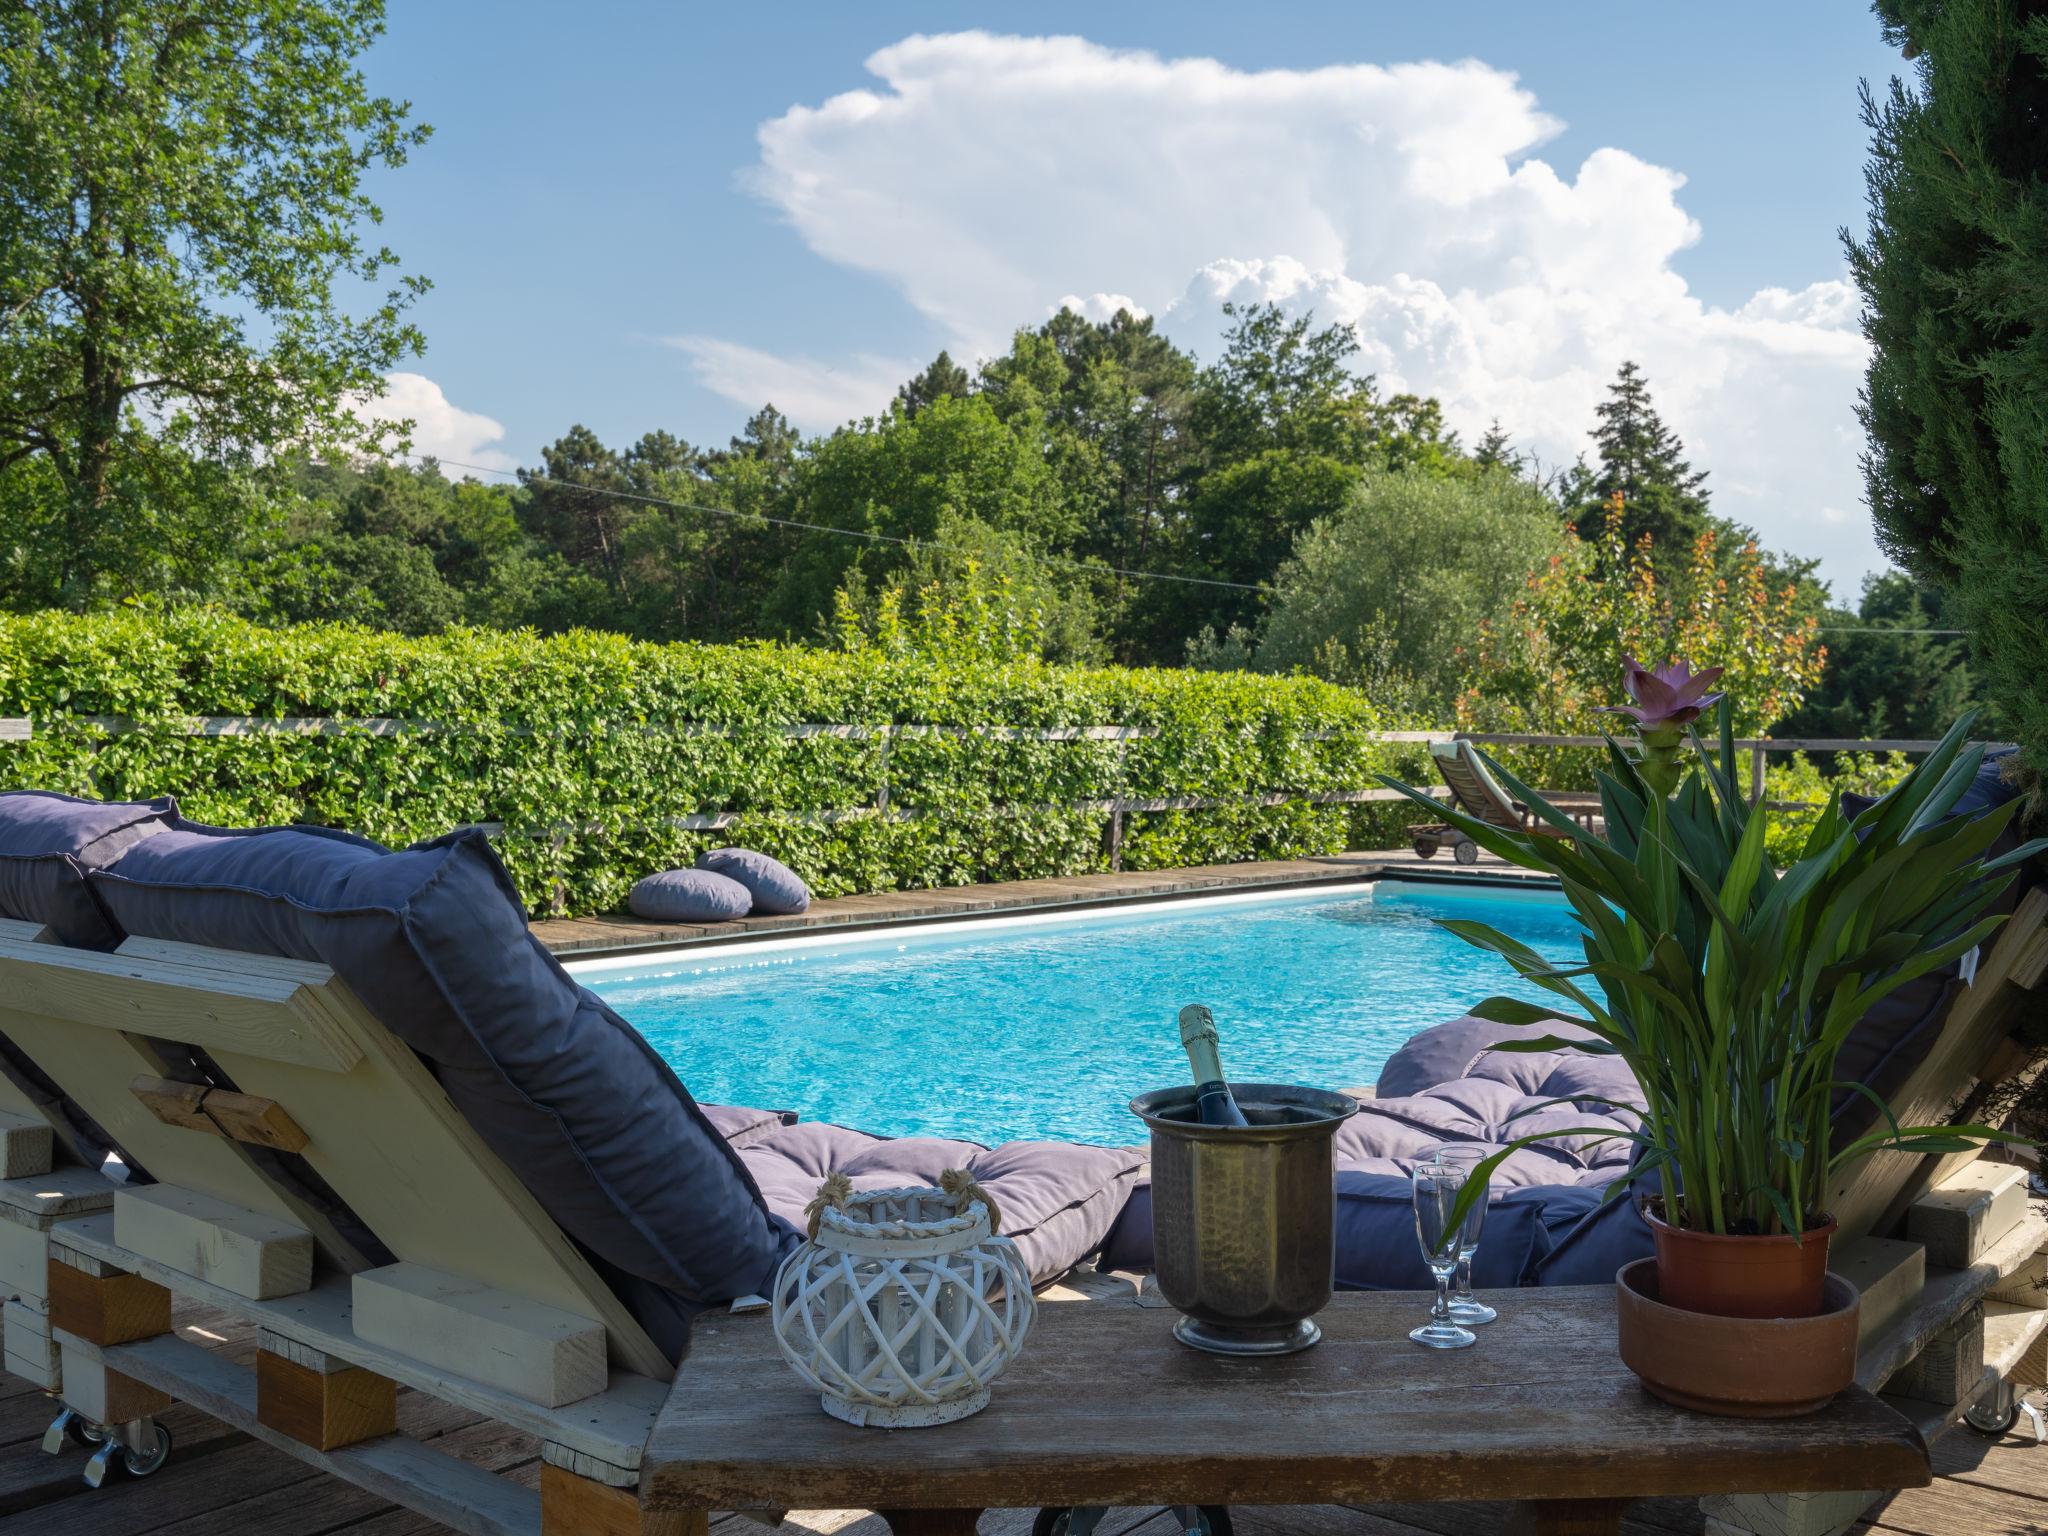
(577, 881, 1583, 1147)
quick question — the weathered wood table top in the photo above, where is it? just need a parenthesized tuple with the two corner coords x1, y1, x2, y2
(643, 1287, 1928, 1536)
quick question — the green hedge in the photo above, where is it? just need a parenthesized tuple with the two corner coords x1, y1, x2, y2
(0, 610, 1432, 916)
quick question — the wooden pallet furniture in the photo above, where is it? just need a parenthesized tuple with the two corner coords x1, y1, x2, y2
(641, 1289, 1928, 1536)
(0, 919, 681, 1534)
(1702, 885, 2048, 1536)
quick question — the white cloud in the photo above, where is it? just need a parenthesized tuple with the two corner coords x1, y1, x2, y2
(354, 372, 515, 478)
(698, 31, 1883, 589)
(1055, 292, 1148, 323)
(665, 335, 916, 431)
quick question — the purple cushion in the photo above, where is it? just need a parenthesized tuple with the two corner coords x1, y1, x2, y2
(741, 1122, 1143, 1287)
(696, 848, 809, 916)
(0, 791, 172, 948)
(629, 868, 751, 923)
(91, 816, 796, 1359)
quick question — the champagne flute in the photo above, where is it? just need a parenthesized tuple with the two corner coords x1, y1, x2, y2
(1410, 1164, 1476, 1350)
(1433, 1146, 1497, 1326)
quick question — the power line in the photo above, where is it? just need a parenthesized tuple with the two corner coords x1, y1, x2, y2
(413, 454, 1274, 595)
(1816, 626, 1968, 636)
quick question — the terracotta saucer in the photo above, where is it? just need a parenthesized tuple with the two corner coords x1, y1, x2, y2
(1615, 1257, 1861, 1418)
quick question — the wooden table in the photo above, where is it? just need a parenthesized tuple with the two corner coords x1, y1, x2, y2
(642, 1288, 1929, 1536)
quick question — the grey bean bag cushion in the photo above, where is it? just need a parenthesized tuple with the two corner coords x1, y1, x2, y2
(630, 868, 751, 923)
(696, 847, 809, 915)
(91, 815, 797, 1360)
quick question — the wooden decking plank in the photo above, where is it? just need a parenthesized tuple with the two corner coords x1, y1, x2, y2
(1858, 1471, 2048, 1534)
(1927, 1423, 2048, 1500)
(0, 1440, 324, 1534)
(0, 1398, 246, 1518)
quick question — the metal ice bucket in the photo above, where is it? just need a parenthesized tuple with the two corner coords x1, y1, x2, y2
(1129, 1082, 1358, 1355)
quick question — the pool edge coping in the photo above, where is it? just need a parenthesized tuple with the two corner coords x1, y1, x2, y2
(538, 859, 1556, 964)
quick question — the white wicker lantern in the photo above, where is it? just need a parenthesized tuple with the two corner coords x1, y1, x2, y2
(771, 1170, 1035, 1427)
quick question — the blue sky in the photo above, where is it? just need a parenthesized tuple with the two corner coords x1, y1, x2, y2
(358, 3, 1907, 592)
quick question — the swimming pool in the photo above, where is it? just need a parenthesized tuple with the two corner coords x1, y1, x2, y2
(572, 879, 1583, 1147)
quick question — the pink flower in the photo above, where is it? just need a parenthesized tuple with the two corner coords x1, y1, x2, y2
(1602, 656, 1726, 731)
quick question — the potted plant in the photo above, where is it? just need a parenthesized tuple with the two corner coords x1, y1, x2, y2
(1386, 662, 2041, 1410)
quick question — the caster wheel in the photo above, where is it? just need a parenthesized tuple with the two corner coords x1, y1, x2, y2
(1194, 1510, 1233, 1536)
(1415, 842, 1438, 859)
(1453, 839, 1479, 866)
(1966, 1399, 2020, 1437)
(121, 1422, 172, 1478)
(1033, 1512, 1072, 1536)
(64, 1417, 106, 1449)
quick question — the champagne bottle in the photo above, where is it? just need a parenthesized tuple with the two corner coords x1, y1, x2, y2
(1178, 1004, 1250, 1127)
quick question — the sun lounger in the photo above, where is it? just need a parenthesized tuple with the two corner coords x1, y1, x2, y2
(0, 791, 1140, 1530)
(1409, 739, 1600, 863)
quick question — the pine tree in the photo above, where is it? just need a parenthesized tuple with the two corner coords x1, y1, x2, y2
(1849, 0, 2048, 792)
(1473, 419, 1521, 473)
(1581, 362, 1714, 565)
(893, 351, 973, 417)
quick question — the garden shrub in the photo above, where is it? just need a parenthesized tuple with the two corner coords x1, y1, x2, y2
(0, 609, 1428, 916)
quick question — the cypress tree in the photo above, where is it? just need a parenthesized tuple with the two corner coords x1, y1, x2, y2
(1848, 0, 2048, 793)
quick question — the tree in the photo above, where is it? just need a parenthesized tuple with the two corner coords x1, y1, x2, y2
(1459, 497, 1826, 738)
(1849, 0, 2048, 793)
(1776, 570, 1974, 743)
(765, 393, 1078, 638)
(0, 0, 430, 607)
(1571, 362, 1715, 567)
(1254, 468, 1563, 707)
(893, 351, 972, 417)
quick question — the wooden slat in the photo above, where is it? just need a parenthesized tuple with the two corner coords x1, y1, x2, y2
(0, 1004, 375, 1272)
(0, 938, 361, 1074)
(0, 720, 27, 742)
(130, 1074, 218, 1135)
(129, 1073, 310, 1152)
(114, 937, 673, 1381)
(52, 1212, 664, 1471)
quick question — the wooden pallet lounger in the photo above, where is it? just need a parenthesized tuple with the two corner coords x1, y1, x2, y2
(0, 914, 681, 1535)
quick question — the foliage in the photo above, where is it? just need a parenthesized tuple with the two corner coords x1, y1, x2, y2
(1389, 704, 2039, 1239)
(1849, 0, 2048, 805)
(1776, 570, 1975, 744)
(0, 0, 428, 609)
(0, 608, 1425, 917)
(1456, 499, 1827, 743)
(1255, 468, 1562, 708)
(830, 519, 1104, 666)
(1762, 750, 1914, 866)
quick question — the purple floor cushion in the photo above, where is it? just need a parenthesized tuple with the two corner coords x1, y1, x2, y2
(741, 1122, 1144, 1287)
(696, 848, 809, 915)
(91, 814, 797, 1359)
(629, 868, 751, 923)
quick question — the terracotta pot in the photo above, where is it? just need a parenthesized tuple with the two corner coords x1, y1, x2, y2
(1645, 1205, 1837, 1319)
(1615, 1258, 1860, 1417)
